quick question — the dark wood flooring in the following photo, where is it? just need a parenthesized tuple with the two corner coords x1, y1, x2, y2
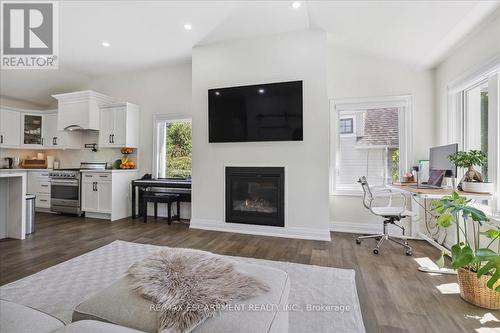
(0, 213, 497, 333)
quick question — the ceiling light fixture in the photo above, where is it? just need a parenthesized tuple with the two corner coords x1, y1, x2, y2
(184, 23, 192, 31)
(292, 1, 301, 9)
(258, 89, 265, 94)
(215, 91, 220, 96)
(101, 41, 111, 47)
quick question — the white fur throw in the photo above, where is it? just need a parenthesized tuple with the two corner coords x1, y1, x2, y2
(128, 248, 270, 333)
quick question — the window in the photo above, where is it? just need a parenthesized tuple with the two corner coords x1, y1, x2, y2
(330, 96, 412, 194)
(339, 118, 354, 134)
(153, 115, 192, 178)
(449, 67, 499, 214)
(464, 81, 489, 181)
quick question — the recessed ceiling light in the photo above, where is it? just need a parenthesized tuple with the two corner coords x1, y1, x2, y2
(215, 91, 220, 96)
(258, 89, 265, 94)
(292, 1, 301, 9)
(101, 41, 111, 47)
(184, 23, 192, 31)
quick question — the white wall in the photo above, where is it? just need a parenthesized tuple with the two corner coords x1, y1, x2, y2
(190, 30, 331, 240)
(327, 45, 435, 232)
(435, 8, 500, 145)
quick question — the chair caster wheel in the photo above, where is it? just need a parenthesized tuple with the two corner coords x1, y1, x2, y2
(406, 250, 413, 256)
(373, 248, 379, 255)
(356, 239, 361, 245)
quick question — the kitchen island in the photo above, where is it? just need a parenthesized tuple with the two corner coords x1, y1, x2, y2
(0, 171, 27, 240)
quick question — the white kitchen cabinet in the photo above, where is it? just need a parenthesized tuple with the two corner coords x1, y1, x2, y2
(0, 108, 21, 147)
(43, 113, 83, 149)
(98, 103, 140, 148)
(27, 170, 51, 210)
(81, 172, 111, 214)
(81, 170, 138, 221)
(21, 113, 44, 147)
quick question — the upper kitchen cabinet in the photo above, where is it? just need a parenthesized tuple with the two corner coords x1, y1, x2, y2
(99, 103, 140, 148)
(0, 108, 21, 148)
(52, 91, 114, 131)
(43, 112, 83, 149)
(21, 113, 44, 147)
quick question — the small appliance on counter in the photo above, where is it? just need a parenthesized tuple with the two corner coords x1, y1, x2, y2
(3, 157, 20, 169)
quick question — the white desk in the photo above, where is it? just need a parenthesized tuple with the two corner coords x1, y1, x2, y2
(0, 171, 27, 240)
(389, 183, 493, 254)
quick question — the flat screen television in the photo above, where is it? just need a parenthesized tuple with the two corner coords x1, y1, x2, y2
(208, 80, 303, 142)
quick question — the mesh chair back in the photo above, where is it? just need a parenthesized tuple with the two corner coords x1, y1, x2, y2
(358, 176, 373, 209)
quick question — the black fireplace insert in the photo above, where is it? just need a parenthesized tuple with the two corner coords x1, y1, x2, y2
(225, 167, 284, 227)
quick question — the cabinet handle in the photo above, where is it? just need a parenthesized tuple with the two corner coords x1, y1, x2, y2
(53, 137, 58, 145)
(99, 175, 108, 178)
(41, 184, 48, 187)
(109, 134, 112, 143)
(111, 134, 114, 143)
(85, 175, 92, 178)
(41, 138, 44, 145)
(40, 199, 48, 202)
(0, 135, 3, 144)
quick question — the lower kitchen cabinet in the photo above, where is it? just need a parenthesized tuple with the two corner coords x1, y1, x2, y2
(27, 170, 51, 210)
(81, 171, 138, 221)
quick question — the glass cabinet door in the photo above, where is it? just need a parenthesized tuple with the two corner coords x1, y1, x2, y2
(23, 114, 43, 145)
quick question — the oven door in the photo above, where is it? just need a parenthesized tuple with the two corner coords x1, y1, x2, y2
(50, 179, 80, 208)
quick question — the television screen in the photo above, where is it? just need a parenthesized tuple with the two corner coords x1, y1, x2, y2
(208, 81, 303, 142)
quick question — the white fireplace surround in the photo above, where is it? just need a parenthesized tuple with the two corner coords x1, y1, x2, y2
(190, 166, 331, 241)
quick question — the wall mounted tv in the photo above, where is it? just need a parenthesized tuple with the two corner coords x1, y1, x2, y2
(208, 80, 303, 143)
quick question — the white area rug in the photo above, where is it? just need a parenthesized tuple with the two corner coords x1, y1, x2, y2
(0, 240, 365, 333)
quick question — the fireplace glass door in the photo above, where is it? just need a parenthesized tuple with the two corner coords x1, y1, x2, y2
(226, 167, 284, 227)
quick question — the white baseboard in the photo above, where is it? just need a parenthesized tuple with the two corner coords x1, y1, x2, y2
(84, 212, 110, 220)
(330, 220, 403, 236)
(190, 218, 331, 241)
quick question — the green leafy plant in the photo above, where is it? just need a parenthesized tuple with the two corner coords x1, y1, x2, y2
(166, 122, 192, 178)
(448, 150, 487, 182)
(432, 192, 500, 291)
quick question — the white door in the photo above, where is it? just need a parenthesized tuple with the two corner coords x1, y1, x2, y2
(99, 108, 114, 146)
(43, 113, 58, 148)
(112, 108, 126, 146)
(82, 180, 98, 212)
(97, 181, 112, 213)
(0, 109, 21, 147)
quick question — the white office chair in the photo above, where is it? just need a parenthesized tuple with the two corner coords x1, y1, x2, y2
(356, 176, 413, 256)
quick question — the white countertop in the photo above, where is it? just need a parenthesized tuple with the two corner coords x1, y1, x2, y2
(80, 169, 139, 173)
(0, 172, 27, 177)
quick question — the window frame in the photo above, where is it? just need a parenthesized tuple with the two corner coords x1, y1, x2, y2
(329, 95, 413, 196)
(447, 57, 500, 215)
(152, 114, 192, 179)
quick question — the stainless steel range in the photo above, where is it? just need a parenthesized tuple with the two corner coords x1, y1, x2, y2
(49, 169, 82, 215)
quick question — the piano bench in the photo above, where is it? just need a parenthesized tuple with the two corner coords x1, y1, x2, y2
(142, 193, 181, 224)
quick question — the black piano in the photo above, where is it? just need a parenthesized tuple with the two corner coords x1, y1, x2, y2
(131, 178, 191, 219)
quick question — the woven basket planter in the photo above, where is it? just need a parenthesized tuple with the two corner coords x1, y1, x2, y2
(457, 268, 500, 309)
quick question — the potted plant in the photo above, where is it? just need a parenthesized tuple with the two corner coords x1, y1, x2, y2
(432, 192, 500, 309)
(448, 150, 493, 193)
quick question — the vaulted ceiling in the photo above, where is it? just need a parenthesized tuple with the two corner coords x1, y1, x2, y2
(1, 0, 498, 106)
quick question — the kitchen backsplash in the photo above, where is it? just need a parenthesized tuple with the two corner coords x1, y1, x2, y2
(0, 131, 136, 169)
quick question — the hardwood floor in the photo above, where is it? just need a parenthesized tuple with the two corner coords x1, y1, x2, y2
(0, 213, 497, 333)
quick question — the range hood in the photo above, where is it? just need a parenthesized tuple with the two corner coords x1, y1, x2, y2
(52, 91, 114, 131)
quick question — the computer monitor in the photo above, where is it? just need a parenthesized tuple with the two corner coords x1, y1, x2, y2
(429, 143, 458, 178)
